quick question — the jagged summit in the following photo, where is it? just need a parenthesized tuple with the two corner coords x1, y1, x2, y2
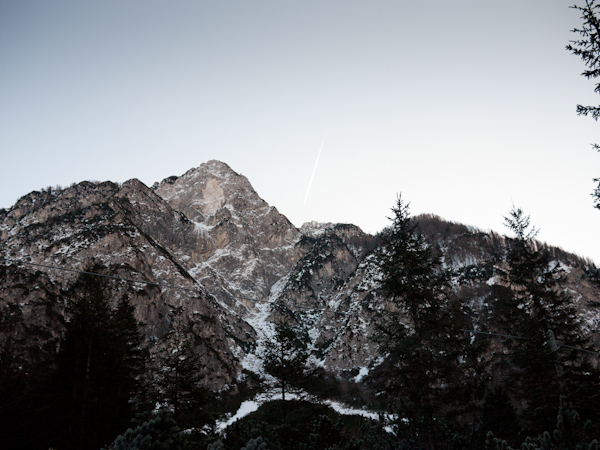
(153, 160, 265, 219)
(148, 161, 302, 312)
(300, 221, 335, 238)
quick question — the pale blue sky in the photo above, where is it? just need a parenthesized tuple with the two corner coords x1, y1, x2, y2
(2, 1, 600, 262)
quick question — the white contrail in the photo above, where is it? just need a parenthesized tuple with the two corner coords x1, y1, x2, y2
(304, 131, 327, 204)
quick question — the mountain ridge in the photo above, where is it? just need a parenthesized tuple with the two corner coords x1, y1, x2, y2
(1, 160, 599, 391)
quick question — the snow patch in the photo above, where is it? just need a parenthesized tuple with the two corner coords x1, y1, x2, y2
(215, 388, 395, 432)
(217, 400, 260, 430)
(486, 276, 499, 286)
(353, 366, 370, 383)
(193, 221, 213, 236)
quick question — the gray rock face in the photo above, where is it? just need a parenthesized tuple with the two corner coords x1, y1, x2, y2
(0, 177, 247, 389)
(153, 161, 302, 312)
(270, 223, 383, 372)
(1, 161, 599, 390)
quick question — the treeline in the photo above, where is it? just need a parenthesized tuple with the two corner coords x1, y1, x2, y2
(366, 197, 600, 450)
(0, 265, 211, 450)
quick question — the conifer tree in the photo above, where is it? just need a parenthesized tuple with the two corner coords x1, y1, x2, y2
(103, 409, 189, 450)
(240, 436, 268, 450)
(263, 321, 308, 405)
(110, 297, 149, 426)
(374, 196, 473, 450)
(306, 415, 342, 450)
(152, 307, 208, 428)
(498, 207, 599, 435)
(479, 386, 521, 446)
(566, 0, 600, 207)
(53, 266, 148, 450)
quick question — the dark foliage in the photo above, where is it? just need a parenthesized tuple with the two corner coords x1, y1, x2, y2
(103, 410, 190, 450)
(373, 196, 481, 450)
(567, 0, 600, 207)
(0, 265, 150, 450)
(479, 387, 521, 447)
(485, 405, 600, 450)
(492, 207, 600, 438)
(219, 399, 398, 450)
(150, 307, 210, 429)
(50, 267, 149, 450)
(263, 322, 308, 402)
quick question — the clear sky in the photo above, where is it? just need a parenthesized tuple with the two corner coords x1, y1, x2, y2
(2, 1, 600, 263)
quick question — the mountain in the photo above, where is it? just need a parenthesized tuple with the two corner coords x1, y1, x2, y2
(1, 160, 599, 391)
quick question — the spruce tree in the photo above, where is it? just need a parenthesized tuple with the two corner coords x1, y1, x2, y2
(103, 409, 189, 450)
(480, 386, 521, 446)
(566, 0, 600, 207)
(498, 207, 599, 435)
(53, 266, 148, 450)
(374, 196, 472, 450)
(263, 320, 308, 421)
(109, 297, 149, 427)
(152, 307, 208, 428)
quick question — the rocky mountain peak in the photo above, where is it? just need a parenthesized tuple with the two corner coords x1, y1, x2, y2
(300, 221, 335, 238)
(153, 160, 266, 222)
(148, 161, 302, 313)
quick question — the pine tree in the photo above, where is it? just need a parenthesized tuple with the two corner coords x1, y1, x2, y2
(566, 0, 600, 207)
(374, 195, 473, 450)
(53, 266, 148, 450)
(480, 386, 521, 446)
(103, 409, 190, 450)
(240, 436, 268, 450)
(498, 207, 600, 435)
(152, 307, 208, 428)
(109, 297, 149, 427)
(263, 321, 308, 424)
(263, 321, 308, 404)
(306, 415, 342, 450)
(56, 269, 118, 449)
(207, 439, 225, 450)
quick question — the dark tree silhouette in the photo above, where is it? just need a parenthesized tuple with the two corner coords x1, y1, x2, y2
(263, 321, 307, 421)
(53, 267, 147, 450)
(374, 195, 474, 450)
(496, 207, 600, 436)
(152, 307, 208, 428)
(567, 0, 600, 207)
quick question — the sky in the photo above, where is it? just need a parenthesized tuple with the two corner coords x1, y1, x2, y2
(1, 1, 600, 263)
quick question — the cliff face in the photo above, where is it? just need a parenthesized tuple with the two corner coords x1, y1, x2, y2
(0, 172, 250, 389)
(1, 161, 599, 390)
(153, 161, 302, 312)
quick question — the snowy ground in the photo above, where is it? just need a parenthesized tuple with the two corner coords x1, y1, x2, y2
(215, 387, 391, 432)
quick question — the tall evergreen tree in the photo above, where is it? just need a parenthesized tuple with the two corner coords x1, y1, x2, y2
(53, 266, 148, 450)
(374, 196, 473, 450)
(497, 207, 599, 435)
(263, 320, 308, 425)
(152, 307, 208, 428)
(566, 0, 600, 207)
(110, 297, 149, 426)
(263, 321, 308, 406)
